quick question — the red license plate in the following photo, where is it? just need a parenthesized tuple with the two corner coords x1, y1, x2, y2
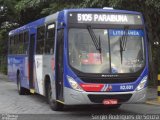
(103, 99, 118, 105)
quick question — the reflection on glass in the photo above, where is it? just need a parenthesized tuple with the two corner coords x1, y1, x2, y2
(110, 35, 144, 73)
(69, 29, 110, 73)
(68, 29, 145, 74)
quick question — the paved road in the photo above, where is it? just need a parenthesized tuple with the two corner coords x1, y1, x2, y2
(0, 76, 160, 120)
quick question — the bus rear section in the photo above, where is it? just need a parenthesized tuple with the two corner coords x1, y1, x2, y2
(56, 9, 148, 108)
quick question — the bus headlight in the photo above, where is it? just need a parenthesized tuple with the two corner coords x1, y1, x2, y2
(136, 76, 147, 91)
(67, 76, 84, 92)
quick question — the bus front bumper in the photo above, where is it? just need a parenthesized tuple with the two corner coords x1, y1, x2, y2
(63, 87, 147, 105)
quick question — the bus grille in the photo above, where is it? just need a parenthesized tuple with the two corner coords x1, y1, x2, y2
(88, 94, 132, 103)
(80, 77, 137, 83)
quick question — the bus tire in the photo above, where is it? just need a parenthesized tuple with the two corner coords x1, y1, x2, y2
(17, 74, 28, 95)
(46, 82, 64, 111)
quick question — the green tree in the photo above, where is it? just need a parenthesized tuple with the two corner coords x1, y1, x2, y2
(1, 0, 160, 81)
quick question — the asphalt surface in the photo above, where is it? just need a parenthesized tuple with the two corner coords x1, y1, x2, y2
(0, 74, 160, 120)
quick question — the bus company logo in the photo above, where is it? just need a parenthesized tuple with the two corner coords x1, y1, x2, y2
(101, 84, 112, 91)
(101, 74, 119, 77)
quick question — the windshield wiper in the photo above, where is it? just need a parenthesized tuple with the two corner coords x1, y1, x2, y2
(98, 35, 103, 63)
(87, 26, 101, 53)
(120, 26, 129, 64)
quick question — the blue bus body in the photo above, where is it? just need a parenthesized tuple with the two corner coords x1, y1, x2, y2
(8, 8, 148, 110)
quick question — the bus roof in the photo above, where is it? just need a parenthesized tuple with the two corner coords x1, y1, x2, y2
(9, 8, 142, 36)
(9, 12, 59, 36)
(65, 8, 141, 14)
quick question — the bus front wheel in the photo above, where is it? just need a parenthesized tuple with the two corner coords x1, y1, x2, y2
(46, 82, 64, 111)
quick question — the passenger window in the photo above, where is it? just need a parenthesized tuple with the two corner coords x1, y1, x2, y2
(9, 31, 29, 55)
(36, 26, 45, 54)
(18, 33, 24, 54)
(45, 23, 55, 54)
(24, 31, 29, 54)
(13, 35, 19, 54)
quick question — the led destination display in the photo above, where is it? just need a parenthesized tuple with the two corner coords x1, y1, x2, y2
(68, 12, 143, 25)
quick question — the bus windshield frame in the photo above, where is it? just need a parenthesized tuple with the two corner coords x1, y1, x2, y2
(68, 27, 145, 75)
(67, 12, 146, 76)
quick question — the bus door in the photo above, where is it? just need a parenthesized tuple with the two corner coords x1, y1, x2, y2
(56, 29, 64, 101)
(29, 34, 35, 92)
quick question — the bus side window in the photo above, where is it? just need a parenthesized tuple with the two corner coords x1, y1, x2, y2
(24, 31, 29, 54)
(36, 26, 45, 54)
(13, 35, 19, 54)
(45, 23, 55, 54)
(18, 33, 24, 54)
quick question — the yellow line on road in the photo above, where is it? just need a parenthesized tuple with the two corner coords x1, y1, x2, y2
(158, 97, 160, 102)
(158, 86, 160, 92)
(146, 100, 160, 105)
(158, 74, 160, 80)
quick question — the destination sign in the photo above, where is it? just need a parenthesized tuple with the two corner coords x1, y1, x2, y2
(109, 29, 144, 36)
(68, 12, 143, 25)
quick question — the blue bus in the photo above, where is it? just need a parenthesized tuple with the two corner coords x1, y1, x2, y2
(8, 8, 148, 111)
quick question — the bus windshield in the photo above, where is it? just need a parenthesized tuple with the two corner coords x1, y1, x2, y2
(68, 28, 145, 74)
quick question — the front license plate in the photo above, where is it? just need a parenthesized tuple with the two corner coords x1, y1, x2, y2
(103, 99, 118, 105)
